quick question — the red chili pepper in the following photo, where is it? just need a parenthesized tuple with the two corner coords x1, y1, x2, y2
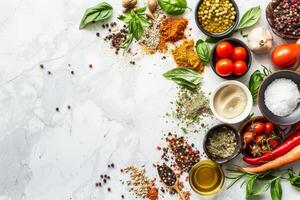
(243, 132, 300, 165)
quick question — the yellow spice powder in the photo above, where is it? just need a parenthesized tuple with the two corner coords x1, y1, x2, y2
(172, 40, 204, 73)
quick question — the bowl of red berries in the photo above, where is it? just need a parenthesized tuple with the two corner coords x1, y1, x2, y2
(210, 38, 252, 79)
(239, 116, 282, 158)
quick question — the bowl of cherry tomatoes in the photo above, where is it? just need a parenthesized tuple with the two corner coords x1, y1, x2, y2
(239, 116, 282, 158)
(210, 38, 252, 79)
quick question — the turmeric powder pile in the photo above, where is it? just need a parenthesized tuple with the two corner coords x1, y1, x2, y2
(157, 17, 188, 51)
(172, 40, 204, 73)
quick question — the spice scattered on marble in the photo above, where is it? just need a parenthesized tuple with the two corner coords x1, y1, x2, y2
(140, 9, 165, 54)
(159, 133, 202, 173)
(174, 86, 212, 128)
(104, 23, 128, 55)
(172, 40, 204, 72)
(157, 17, 188, 51)
(121, 165, 158, 200)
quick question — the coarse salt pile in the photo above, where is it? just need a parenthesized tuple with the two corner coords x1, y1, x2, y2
(264, 78, 300, 116)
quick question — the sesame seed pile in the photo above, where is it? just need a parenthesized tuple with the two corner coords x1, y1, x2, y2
(121, 165, 158, 200)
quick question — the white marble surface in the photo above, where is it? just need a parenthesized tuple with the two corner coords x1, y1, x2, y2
(0, 0, 299, 199)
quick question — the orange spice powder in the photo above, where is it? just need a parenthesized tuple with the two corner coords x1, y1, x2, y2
(157, 17, 188, 51)
(172, 40, 204, 73)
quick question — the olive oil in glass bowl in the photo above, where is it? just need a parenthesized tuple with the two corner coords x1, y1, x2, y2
(189, 160, 224, 196)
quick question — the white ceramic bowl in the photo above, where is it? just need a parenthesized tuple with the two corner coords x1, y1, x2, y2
(210, 80, 253, 124)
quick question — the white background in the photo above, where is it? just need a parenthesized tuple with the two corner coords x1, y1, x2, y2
(0, 0, 299, 199)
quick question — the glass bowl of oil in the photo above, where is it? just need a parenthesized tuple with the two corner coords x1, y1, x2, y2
(188, 160, 224, 196)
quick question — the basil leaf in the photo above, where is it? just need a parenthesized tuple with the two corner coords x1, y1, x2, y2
(118, 8, 150, 50)
(163, 68, 202, 89)
(271, 178, 282, 200)
(236, 6, 261, 30)
(79, 2, 113, 29)
(289, 175, 300, 189)
(196, 39, 211, 64)
(205, 36, 218, 44)
(248, 70, 264, 104)
(158, 0, 187, 15)
(246, 175, 265, 198)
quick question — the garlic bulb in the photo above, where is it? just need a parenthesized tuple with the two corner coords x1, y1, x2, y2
(247, 27, 273, 54)
(122, 0, 137, 9)
(147, 0, 157, 13)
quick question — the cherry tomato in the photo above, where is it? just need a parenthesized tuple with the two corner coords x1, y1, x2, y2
(250, 144, 262, 157)
(272, 44, 300, 69)
(216, 42, 234, 58)
(242, 131, 255, 148)
(232, 47, 247, 61)
(265, 122, 274, 137)
(233, 61, 248, 76)
(262, 145, 271, 154)
(215, 59, 234, 76)
(255, 135, 265, 145)
(251, 122, 265, 135)
(268, 138, 280, 149)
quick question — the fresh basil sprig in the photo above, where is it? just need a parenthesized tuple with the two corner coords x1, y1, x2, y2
(163, 68, 202, 89)
(196, 39, 211, 64)
(236, 6, 261, 30)
(248, 65, 272, 104)
(118, 7, 150, 50)
(271, 178, 282, 200)
(225, 168, 300, 200)
(248, 175, 267, 197)
(79, 2, 113, 29)
(288, 169, 300, 189)
(158, 0, 188, 15)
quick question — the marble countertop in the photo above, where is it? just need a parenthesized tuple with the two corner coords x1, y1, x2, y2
(0, 0, 299, 199)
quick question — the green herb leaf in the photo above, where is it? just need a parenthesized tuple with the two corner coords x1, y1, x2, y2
(158, 0, 187, 15)
(79, 2, 113, 29)
(248, 65, 272, 104)
(118, 8, 150, 50)
(271, 178, 282, 200)
(227, 173, 246, 190)
(163, 68, 202, 89)
(246, 175, 266, 198)
(248, 70, 264, 103)
(236, 6, 261, 30)
(196, 39, 211, 64)
(288, 171, 300, 189)
(205, 36, 218, 44)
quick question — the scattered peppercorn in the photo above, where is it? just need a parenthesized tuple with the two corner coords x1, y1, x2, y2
(272, 0, 300, 36)
(67, 105, 71, 110)
(157, 163, 176, 186)
(107, 187, 111, 192)
(39, 64, 44, 69)
(47, 71, 52, 75)
(71, 71, 74, 75)
(121, 194, 125, 199)
(89, 64, 93, 68)
(96, 32, 100, 37)
(56, 107, 59, 112)
(111, 163, 115, 168)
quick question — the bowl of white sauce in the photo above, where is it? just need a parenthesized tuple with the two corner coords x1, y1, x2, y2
(258, 70, 300, 125)
(210, 80, 253, 124)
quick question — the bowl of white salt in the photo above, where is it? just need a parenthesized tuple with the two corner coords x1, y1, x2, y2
(258, 70, 300, 125)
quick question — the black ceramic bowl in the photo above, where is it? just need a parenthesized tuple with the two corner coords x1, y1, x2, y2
(238, 116, 281, 157)
(203, 124, 241, 164)
(258, 70, 300, 126)
(210, 38, 252, 80)
(194, 0, 239, 39)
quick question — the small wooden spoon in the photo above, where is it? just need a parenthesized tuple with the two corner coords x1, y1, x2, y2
(170, 177, 186, 200)
(157, 164, 186, 200)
